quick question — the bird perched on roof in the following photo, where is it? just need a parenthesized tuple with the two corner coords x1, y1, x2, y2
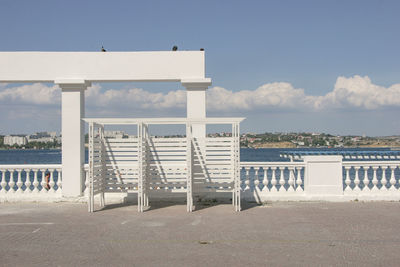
(172, 45, 178, 51)
(101, 46, 106, 52)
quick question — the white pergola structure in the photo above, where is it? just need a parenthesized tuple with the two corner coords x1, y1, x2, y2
(0, 51, 211, 197)
(84, 117, 243, 212)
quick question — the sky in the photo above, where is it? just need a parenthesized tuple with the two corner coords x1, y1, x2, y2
(0, 0, 399, 136)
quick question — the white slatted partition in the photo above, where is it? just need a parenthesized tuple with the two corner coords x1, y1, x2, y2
(191, 126, 240, 211)
(233, 122, 240, 212)
(88, 122, 105, 212)
(193, 137, 233, 189)
(88, 121, 145, 212)
(104, 137, 139, 192)
(85, 118, 244, 213)
(186, 123, 193, 212)
(146, 137, 188, 191)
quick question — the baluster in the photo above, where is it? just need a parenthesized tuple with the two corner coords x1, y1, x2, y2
(278, 167, 286, 192)
(49, 169, 56, 193)
(84, 169, 89, 196)
(32, 169, 39, 193)
(380, 166, 388, 192)
(244, 168, 250, 192)
(295, 167, 303, 192)
(270, 167, 278, 192)
(0, 170, 6, 194)
(362, 167, 371, 191)
(40, 169, 47, 192)
(9, 170, 16, 193)
(344, 167, 351, 192)
(389, 166, 397, 192)
(353, 167, 361, 192)
(25, 169, 32, 193)
(253, 168, 260, 194)
(262, 167, 269, 192)
(84, 169, 90, 195)
(54, 169, 61, 192)
(287, 167, 295, 192)
(55, 169, 62, 192)
(15, 169, 23, 193)
(371, 166, 379, 192)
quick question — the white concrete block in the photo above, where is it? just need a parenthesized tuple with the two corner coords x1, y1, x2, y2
(304, 156, 343, 196)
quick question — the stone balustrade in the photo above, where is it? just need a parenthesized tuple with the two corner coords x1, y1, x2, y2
(240, 159, 400, 202)
(342, 161, 400, 199)
(0, 164, 62, 201)
(2, 158, 400, 202)
(240, 162, 305, 202)
(281, 151, 400, 161)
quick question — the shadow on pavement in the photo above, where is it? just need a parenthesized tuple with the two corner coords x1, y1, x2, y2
(93, 197, 260, 212)
(240, 201, 260, 211)
(94, 202, 137, 212)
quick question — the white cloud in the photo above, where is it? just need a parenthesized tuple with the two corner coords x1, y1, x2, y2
(208, 75, 400, 111)
(0, 75, 399, 112)
(319, 75, 400, 109)
(207, 83, 307, 111)
(86, 85, 186, 109)
(0, 83, 60, 105)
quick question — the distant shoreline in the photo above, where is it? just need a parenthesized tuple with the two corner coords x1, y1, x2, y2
(0, 146, 398, 151)
(0, 148, 61, 151)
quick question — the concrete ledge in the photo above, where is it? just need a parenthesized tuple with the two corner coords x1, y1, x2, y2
(2, 190, 400, 204)
(242, 191, 400, 203)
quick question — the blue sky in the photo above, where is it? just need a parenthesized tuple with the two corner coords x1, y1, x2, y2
(0, 0, 400, 136)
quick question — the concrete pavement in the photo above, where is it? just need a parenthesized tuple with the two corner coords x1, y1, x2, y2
(0, 201, 400, 266)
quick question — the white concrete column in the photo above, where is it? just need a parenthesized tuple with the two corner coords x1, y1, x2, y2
(56, 79, 90, 197)
(182, 78, 212, 138)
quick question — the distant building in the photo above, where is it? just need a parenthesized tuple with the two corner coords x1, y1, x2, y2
(4, 135, 27, 146)
(27, 132, 58, 143)
(104, 131, 126, 139)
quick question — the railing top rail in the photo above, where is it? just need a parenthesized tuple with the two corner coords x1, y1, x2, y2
(240, 161, 305, 168)
(0, 164, 62, 169)
(343, 161, 400, 167)
(281, 151, 400, 160)
(83, 117, 245, 125)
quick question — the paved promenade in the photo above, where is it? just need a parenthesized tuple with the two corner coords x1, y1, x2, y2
(0, 201, 399, 266)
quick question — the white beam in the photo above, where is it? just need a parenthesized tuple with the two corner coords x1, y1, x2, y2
(0, 51, 206, 82)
